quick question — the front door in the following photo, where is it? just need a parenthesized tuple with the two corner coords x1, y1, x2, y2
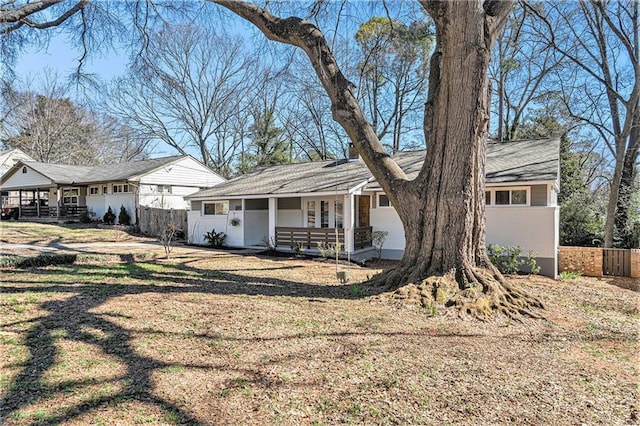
(358, 196, 370, 227)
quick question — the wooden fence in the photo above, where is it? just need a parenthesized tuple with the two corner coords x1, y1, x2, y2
(603, 248, 631, 277)
(138, 207, 188, 239)
(559, 246, 639, 278)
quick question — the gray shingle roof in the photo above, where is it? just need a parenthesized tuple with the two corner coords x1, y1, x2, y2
(2, 156, 186, 186)
(75, 156, 184, 184)
(485, 138, 559, 183)
(189, 138, 559, 199)
(192, 159, 373, 198)
(19, 162, 95, 185)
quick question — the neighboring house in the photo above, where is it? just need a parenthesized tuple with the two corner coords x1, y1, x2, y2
(186, 138, 560, 276)
(0, 155, 225, 224)
(1, 148, 36, 214)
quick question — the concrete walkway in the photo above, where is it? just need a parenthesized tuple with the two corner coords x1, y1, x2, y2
(0, 240, 262, 258)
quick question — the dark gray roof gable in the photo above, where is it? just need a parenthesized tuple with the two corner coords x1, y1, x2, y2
(1, 155, 197, 186)
(5, 162, 94, 185)
(189, 138, 560, 199)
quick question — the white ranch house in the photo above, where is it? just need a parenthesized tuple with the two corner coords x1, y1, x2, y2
(187, 138, 560, 277)
(0, 155, 224, 224)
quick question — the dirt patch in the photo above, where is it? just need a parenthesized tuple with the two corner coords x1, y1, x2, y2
(0, 223, 638, 425)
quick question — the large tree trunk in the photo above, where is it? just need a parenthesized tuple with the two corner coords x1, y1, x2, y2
(213, 0, 544, 319)
(614, 115, 640, 247)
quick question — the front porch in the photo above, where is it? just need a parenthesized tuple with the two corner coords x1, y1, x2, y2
(275, 226, 373, 250)
(19, 205, 88, 222)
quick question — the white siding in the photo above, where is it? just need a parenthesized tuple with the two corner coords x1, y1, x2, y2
(1, 167, 52, 189)
(245, 211, 269, 246)
(187, 211, 232, 245)
(139, 157, 224, 188)
(370, 206, 405, 251)
(486, 206, 558, 258)
(370, 203, 558, 262)
(86, 194, 107, 219)
(225, 210, 244, 247)
(104, 194, 136, 224)
(277, 210, 303, 226)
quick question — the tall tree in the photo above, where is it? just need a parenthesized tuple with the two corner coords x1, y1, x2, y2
(1, 80, 149, 164)
(212, 0, 543, 319)
(489, 3, 562, 141)
(239, 108, 291, 173)
(103, 22, 259, 175)
(530, 0, 640, 248)
(354, 17, 433, 152)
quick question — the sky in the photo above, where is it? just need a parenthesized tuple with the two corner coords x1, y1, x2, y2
(14, 33, 128, 91)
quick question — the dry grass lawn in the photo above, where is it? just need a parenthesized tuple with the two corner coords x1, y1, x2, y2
(0, 222, 638, 425)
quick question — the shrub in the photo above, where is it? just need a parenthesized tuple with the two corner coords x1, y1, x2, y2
(526, 251, 541, 275)
(316, 242, 342, 259)
(79, 208, 94, 224)
(560, 270, 582, 280)
(103, 206, 116, 224)
(371, 230, 389, 259)
(487, 244, 541, 275)
(118, 205, 131, 225)
(487, 244, 523, 274)
(293, 241, 306, 256)
(204, 229, 226, 248)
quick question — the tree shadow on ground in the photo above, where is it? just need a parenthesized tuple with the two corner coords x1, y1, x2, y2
(0, 251, 389, 424)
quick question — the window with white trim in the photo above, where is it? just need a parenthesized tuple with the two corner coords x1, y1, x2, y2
(320, 200, 329, 228)
(334, 201, 343, 229)
(89, 186, 99, 195)
(62, 188, 79, 205)
(307, 201, 316, 227)
(487, 187, 529, 206)
(378, 194, 391, 207)
(113, 184, 130, 193)
(102, 186, 108, 194)
(203, 201, 228, 215)
(157, 185, 172, 194)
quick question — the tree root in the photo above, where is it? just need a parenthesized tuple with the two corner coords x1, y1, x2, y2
(368, 266, 545, 322)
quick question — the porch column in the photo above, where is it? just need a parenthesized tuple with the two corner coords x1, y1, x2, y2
(345, 194, 355, 253)
(36, 188, 41, 217)
(18, 190, 22, 218)
(268, 197, 277, 247)
(56, 187, 62, 221)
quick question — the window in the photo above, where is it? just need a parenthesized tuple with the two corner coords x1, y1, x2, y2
(378, 194, 390, 207)
(307, 201, 316, 227)
(511, 190, 527, 205)
(203, 201, 228, 215)
(485, 191, 491, 205)
(62, 188, 79, 205)
(89, 186, 99, 195)
(491, 188, 529, 206)
(22, 167, 27, 174)
(157, 185, 172, 194)
(103, 186, 108, 195)
(113, 184, 130, 193)
(495, 190, 510, 205)
(334, 201, 343, 229)
(320, 201, 329, 228)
